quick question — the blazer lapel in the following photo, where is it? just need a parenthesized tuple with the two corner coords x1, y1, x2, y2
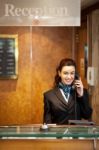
(54, 87, 69, 105)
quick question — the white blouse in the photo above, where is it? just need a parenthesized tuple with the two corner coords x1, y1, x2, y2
(59, 88, 70, 103)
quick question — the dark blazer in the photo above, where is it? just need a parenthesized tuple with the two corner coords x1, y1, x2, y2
(43, 87, 92, 125)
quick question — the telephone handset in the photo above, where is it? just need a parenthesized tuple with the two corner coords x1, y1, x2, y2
(72, 73, 79, 89)
(75, 73, 79, 80)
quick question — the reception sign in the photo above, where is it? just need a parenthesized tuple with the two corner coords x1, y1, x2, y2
(0, 0, 80, 26)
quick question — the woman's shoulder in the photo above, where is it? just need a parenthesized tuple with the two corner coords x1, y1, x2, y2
(44, 89, 54, 95)
(44, 87, 57, 96)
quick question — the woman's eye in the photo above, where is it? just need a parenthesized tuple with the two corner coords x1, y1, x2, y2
(64, 72, 68, 75)
(63, 72, 75, 76)
(71, 73, 75, 76)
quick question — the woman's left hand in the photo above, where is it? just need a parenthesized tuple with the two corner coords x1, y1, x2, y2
(74, 78, 84, 97)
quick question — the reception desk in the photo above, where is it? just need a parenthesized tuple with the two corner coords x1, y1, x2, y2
(0, 124, 99, 150)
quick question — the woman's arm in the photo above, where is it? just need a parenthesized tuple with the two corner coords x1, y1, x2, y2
(77, 89, 93, 119)
(43, 94, 52, 124)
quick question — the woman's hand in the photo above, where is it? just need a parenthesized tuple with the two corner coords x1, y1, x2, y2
(74, 78, 84, 97)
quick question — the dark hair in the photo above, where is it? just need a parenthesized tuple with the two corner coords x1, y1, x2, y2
(54, 58, 76, 87)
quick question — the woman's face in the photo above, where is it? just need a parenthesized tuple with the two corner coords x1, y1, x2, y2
(58, 66, 75, 85)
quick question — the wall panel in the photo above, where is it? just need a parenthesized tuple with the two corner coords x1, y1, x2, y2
(0, 26, 73, 125)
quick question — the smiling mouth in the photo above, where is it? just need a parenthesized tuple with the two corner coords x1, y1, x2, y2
(65, 80, 73, 84)
(66, 80, 71, 82)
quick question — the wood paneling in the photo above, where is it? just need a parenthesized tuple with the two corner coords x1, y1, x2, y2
(0, 26, 32, 125)
(31, 27, 73, 123)
(76, 22, 88, 88)
(0, 139, 97, 150)
(91, 10, 99, 125)
(0, 26, 73, 125)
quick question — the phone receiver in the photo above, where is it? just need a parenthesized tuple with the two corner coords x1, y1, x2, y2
(72, 73, 79, 90)
(75, 73, 79, 80)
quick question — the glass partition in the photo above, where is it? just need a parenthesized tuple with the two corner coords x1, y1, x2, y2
(0, 125, 99, 139)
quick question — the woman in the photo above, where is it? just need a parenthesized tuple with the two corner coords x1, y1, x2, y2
(43, 58, 92, 124)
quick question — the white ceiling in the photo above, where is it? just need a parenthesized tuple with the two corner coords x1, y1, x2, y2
(81, 0, 99, 9)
